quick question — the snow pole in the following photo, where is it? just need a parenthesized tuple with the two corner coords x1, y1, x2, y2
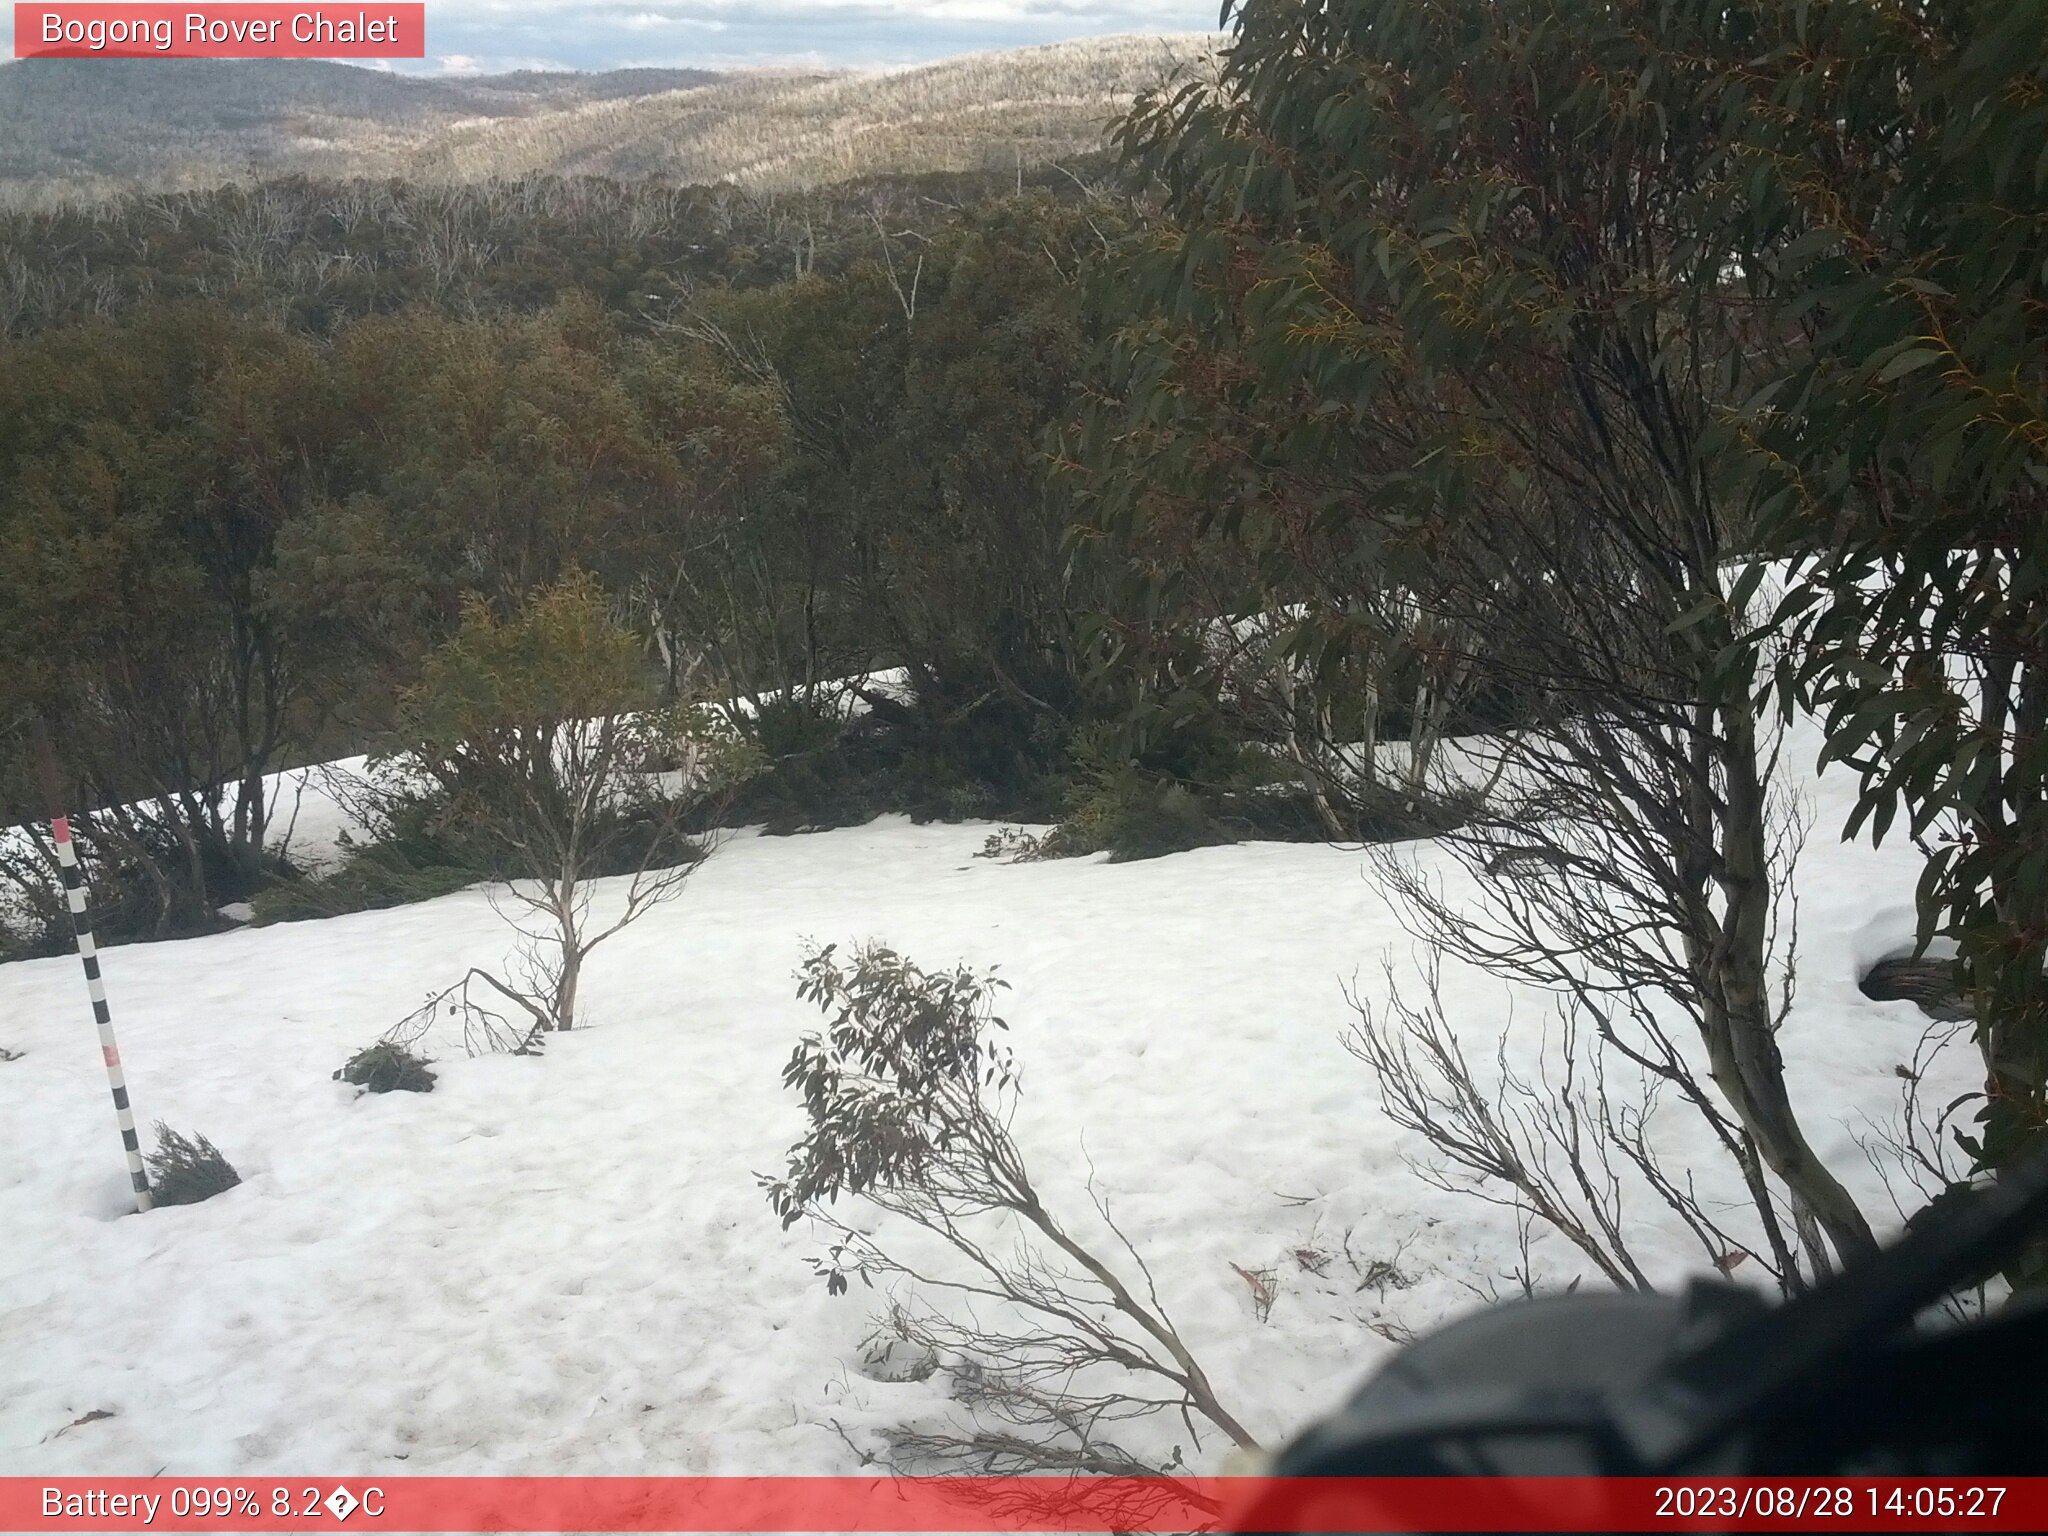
(31, 720, 152, 1214)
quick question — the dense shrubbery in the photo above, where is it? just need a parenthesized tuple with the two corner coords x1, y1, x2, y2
(0, 163, 1120, 341)
(0, 823, 293, 960)
(1069, 0, 2048, 1287)
(251, 838, 481, 926)
(251, 780, 495, 926)
(1053, 777, 1234, 863)
(0, 171, 1160, 927)
(0, 156, 1443, 930)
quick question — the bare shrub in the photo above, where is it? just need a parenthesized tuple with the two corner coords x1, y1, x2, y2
(763, 941, 1254, 1477)
(1358, 672, 1865, 1288)
(1857, 1020, 1992, 1314)
(1203, 606, 1494, 842)
(975, 826, 1051, 863)
(1347, 958, 1801, 1293)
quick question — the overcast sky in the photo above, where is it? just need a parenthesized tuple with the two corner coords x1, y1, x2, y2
(3, 1, 1226, 72)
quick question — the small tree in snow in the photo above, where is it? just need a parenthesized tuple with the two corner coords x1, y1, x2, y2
(385, 572, 748, 1052)
(764, 942, 1253, 1478)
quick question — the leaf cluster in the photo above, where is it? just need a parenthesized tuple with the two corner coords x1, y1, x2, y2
(764, 942, 1017, 1290)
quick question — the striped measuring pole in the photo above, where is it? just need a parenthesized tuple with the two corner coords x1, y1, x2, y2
(48, 814, 152, 1212)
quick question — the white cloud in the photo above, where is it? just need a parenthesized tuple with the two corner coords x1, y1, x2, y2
(618, 11, 730, 30)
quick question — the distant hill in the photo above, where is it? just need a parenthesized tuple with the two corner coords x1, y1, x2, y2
(0, 59, 724, 201)
(0, 36, 1221, 205)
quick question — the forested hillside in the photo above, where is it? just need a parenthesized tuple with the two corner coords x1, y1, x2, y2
(0, 36, 1217, 206)
(0, 58, 721, 202)
(0, 161, 1167, 943)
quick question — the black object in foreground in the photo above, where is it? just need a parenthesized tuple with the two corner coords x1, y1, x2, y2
(1234, 1155, 2048, 1522)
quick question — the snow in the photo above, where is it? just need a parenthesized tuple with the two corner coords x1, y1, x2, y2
(0, 758, 375, 909)
(0, 669, 916, 912)
(266, 759, 375, 876)
(0, 724, 1972, 1477)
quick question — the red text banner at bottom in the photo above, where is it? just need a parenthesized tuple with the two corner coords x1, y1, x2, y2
(5, 1477, 2047, 1532)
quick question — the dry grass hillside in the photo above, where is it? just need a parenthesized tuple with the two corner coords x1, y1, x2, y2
(0, 59, 720, 204)
(0, 36, 1222, 205)
(402, 36, 1223, 189)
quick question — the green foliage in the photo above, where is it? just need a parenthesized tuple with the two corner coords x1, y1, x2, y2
(1, 851, 92, 961)
(266, 296, 785, 686)
(378, 570, 744, 1036)
(760, 934, 1258, 1462)
(0, 910, 34, 965)
(252, 848, 481, 926)
(717, 696, 882, 834)
(1067, 0, 1784, 843)
(1096, 0, 2045, 1257)
(1732, 0, 2048, 1189)
(0, 179, 1131, 865)
(385, 572, 743, 892)
(250, 779, 488, 925)
(0, 819, 292, 956)
(672, 191, 1129, 816)
(723, 689, 1078, 834)
(334, 1042, 437, 1095)
(1031, 719, 1341, 862)
(0, 164, 1122, 340)
(78, 822, 288, 944)
(402, 574, 645, 757)
(1051, 771, 1234, 864)
(764, 942, 1015, 1293)
(144, 1124, 241, 1208)
(0, 303, 335, 926)
(1078, 0, 1903, 1268)
(255, 618, 720, 925)
(1078, 0, 1732, 834)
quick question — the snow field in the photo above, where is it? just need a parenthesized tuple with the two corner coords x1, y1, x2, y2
(0, 726, 1969, 1476)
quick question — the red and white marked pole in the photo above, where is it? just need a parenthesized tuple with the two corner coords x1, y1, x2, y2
(32, 721, 152, 1214)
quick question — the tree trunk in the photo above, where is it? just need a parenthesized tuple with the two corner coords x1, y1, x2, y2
(553, 874, 582, 1032)
(554, 944, 581, 1033)
(1704, 700, 1877, 1268)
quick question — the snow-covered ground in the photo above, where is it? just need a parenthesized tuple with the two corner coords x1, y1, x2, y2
(265, 759, 374, 877)
(0, 726, 1966, 1476)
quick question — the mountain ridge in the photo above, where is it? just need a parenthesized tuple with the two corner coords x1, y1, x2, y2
(0, 36, 1221, 204)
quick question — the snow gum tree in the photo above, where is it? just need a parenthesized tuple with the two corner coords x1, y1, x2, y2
(1077, 0, 1881, 1278)
(1724, 0, 2048, 1282)
(0, 307, 339, 936)
(765, 942, 1254, 1477)
(385, 571, 750, 1049)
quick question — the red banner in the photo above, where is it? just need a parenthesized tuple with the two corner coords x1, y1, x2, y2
(2, 1477, 2045, 1532)
(12, 5, 425, 59)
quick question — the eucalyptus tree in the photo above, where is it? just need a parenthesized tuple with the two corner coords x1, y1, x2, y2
(1076, 0, 1877, 1277)
(1730, 0, 2048, 1265)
